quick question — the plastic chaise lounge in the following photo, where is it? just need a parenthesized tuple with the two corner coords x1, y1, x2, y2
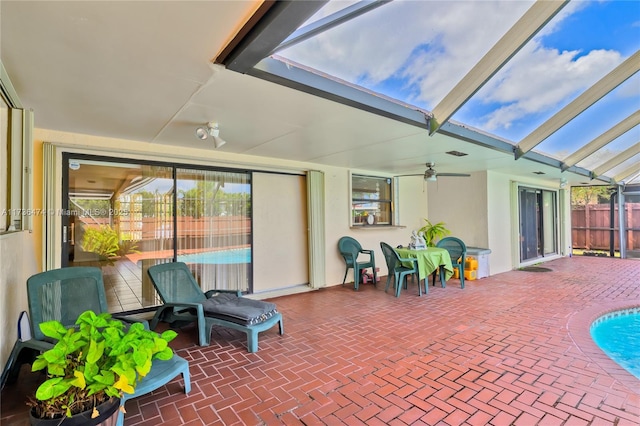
(147, 261, 284, 352)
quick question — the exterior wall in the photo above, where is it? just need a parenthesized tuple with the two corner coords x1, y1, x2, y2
(487, 170, 571, 273)
(426, 171, 489, 248)
(487, 171, 516, 275)
(427, 170, 569, 277)
(29, 129, 429, 291)
(0, 231, 39, 370)
(0, 136, 42, 370)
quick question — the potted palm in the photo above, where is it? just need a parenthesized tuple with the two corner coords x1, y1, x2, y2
(27, 310, 177, 425)
(418, 219, 451, 246)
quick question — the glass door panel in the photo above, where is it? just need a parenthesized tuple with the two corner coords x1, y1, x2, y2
(519, 188, 540, 262)
(176, 168, 252, 292)
(64, 156, 175, 312)
(519, 186, 558, 263)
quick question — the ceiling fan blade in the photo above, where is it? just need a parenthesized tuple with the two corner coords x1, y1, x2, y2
(436, 173, 471, 177)
(395, 174, 425, 177)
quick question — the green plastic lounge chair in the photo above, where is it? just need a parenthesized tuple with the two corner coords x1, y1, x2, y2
(432, 237, 467, 289)
(146, 262, 284, 352)
(380, 242, 420, 297)
(338, 236, 377, 291)
(0, 266, 190, 426)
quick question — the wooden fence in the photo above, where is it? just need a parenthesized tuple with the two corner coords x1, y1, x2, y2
(571, 203, 640, 251)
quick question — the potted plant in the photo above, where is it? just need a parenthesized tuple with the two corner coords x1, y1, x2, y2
(27, 310, 177, 425)
(418, 219, 451, 246)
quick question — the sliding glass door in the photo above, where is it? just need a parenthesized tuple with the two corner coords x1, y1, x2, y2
(175, 168, 251, 292)
(518, 186, 558, 262)
(62, 154, 252, 313)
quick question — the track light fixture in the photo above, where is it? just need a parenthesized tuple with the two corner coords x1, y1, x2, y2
(195, 122, 226, 148)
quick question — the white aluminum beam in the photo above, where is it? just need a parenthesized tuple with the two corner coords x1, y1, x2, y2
(430, 0, 569, 134)
(274, 1, 391, 54)
(614, 162, 640, 183)
(516, 50, 640, 158)
(591, 142, 640, 178)
(562, 110, 640, 169)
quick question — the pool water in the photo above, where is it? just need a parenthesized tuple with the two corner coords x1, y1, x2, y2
(590, 309, 640, 379)
(178, 248, 251, 264)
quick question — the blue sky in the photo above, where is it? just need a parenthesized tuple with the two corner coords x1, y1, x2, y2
(279, 0, 640, 172)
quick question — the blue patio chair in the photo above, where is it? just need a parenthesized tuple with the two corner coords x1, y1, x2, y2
(147, 262, 284, 352)
(338, 236, 377, 290)
(432, 237, 467, 289)
(380, 242, 420, 297)
(0, 266, 190, 426)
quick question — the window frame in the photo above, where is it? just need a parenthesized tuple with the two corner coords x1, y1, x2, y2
(1, 61, 33, 233)
(350, 172, 395, 227)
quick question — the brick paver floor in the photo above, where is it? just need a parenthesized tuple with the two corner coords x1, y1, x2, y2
(2, 256, 639, 425)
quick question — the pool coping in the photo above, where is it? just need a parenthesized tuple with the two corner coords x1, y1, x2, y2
(567, 300, 640, 393)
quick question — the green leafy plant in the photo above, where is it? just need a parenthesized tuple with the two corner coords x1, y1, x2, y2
(81, 225, 140, 262)
(116, 239, 140, 258)
(418, 219, 451, 247)
(28, 310, 177, 421)
(81, 225, 120, 260)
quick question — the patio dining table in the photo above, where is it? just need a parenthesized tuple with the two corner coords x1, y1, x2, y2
(396, 247, 454, 287)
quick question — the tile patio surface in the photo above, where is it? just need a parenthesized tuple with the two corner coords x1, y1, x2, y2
(2, 256, 639, 425)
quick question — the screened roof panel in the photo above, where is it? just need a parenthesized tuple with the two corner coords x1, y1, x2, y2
(609, 154, 640, 184)
(297, 0, 360, 27)
(576, 128, 639, 171)
(230, 0, 640, 185)
(535, 75, 640, 159)
(452, 0, 639, 143)
(278, 0, 532, 111)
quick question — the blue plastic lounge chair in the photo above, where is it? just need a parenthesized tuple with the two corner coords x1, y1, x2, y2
(147, 262, 284, 352)
(338, 236, 377, 290)
(0, 266, 190, 426)
(380, 242, 420, 297)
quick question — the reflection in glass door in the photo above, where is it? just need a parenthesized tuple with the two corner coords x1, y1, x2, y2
(518, 186, 557, 262)
(63, 156, 175, 311)
(62, 155, 253, 313)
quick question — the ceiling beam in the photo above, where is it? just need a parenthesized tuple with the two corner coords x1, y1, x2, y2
(591, 142, 640, 178)
(430, 0, 568, 135)
(217, 1, 327, 73)
(561, 110, 640, 170)
(273, 0, 391, 54)
(515, 50, 640, 159)
(436, 121, 611, 183)
(251, 57, 431, 128)
(614, 162, 640, 183)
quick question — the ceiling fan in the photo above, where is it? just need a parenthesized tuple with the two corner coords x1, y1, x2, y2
(397, 162, 470, 182)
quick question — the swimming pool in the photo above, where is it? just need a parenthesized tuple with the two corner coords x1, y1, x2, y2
(178, 247, 251, 264)
(590, 308, 640, 379)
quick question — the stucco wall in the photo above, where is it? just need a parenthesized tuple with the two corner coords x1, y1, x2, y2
(0, 231, 39, 370)
(30, 129, 430, 290)
(426, 171, 489, 248)
(487, 171, 516, 275)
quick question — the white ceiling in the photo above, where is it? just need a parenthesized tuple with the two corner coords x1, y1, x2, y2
(1, 1, 603, 186)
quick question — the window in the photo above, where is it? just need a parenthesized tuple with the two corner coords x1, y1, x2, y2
(1, 62, 32, 233)
(351, 174, 393, 226)
(1, 90, 8, 231)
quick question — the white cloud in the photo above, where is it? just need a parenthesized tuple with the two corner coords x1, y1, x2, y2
(281, 0, 532, 106)
(480, 42, 623, 131)
(280, 0, 628, 133)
